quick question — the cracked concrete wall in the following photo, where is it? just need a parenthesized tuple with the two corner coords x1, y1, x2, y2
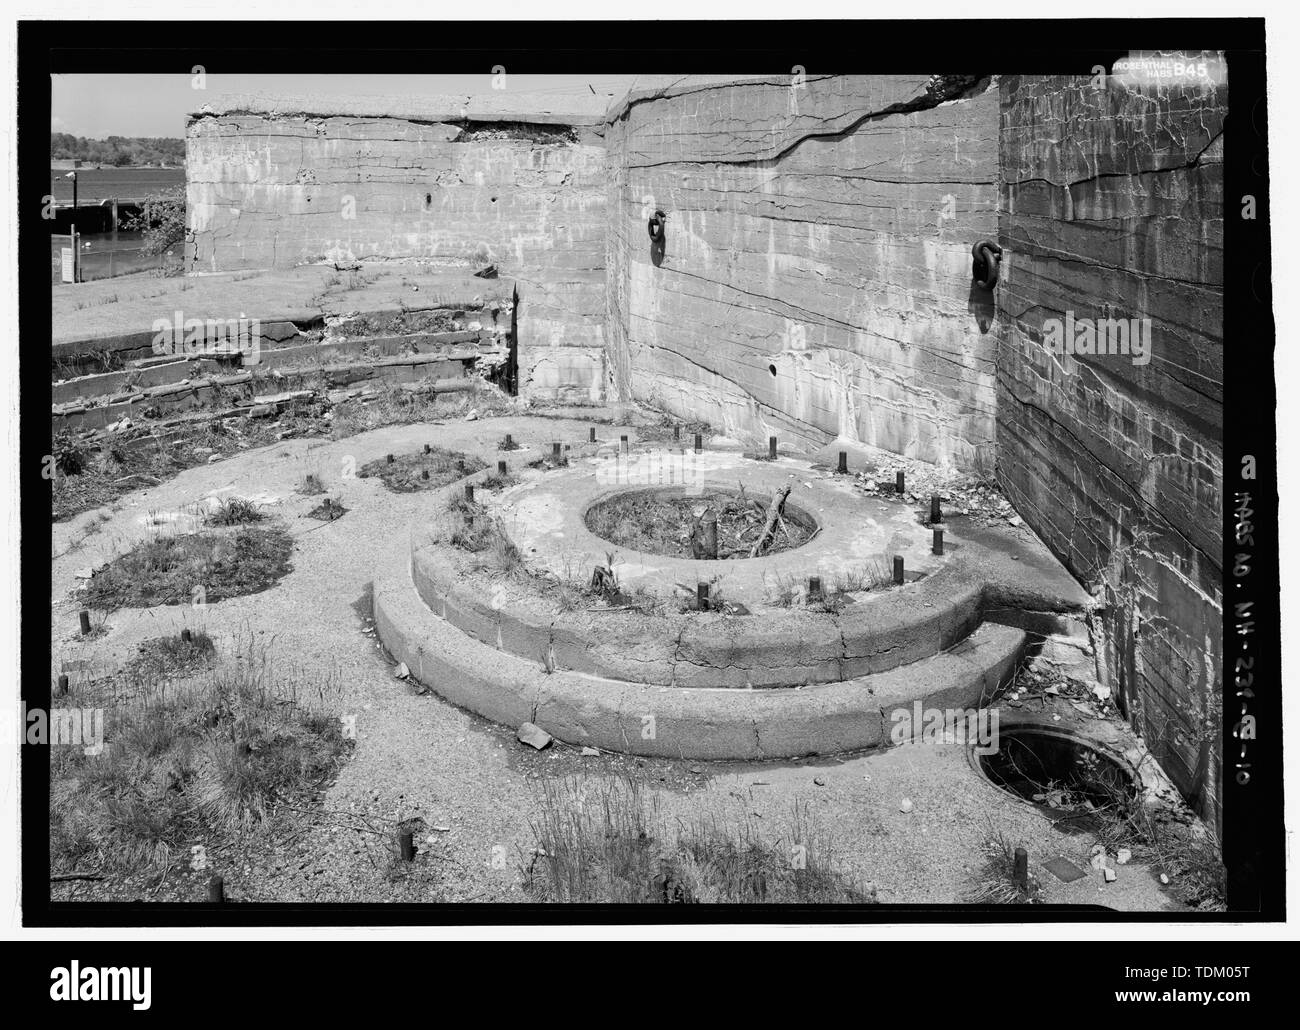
(994, 63, 1225, 829)
(186, 106, 607, 401)
(603, 75, 1001, 468)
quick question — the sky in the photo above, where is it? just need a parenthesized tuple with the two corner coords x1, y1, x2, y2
(51, 73, 643, 139)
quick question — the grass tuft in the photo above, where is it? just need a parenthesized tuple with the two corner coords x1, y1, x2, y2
(204, 496, 266, 526)
(49, 639, 351, 877)
(82, 526, 294, 611)
(522, 776, 874, 904)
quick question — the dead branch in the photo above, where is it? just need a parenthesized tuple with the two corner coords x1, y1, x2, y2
(749, 485, 792, 557)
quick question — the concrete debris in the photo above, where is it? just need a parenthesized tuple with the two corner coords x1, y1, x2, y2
(1116, 848, 1132, 865)
(1103, 866, 1118, 883)
(516, 722, 553, 750)
(393, 662, 410, 679)
(580, 746, 600, 756)
(898, 798, 914, 813)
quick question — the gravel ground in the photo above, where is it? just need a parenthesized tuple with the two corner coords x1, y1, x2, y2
(49, 412, 1187, 911)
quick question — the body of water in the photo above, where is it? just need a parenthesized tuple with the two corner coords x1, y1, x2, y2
(49, 166, 185, 205)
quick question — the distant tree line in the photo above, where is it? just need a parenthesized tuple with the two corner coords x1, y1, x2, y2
(50, 133, 185, 167)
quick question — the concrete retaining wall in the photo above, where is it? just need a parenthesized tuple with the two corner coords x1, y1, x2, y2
(185, 93, 608, 402)
(603, 75, 1001, 469)
(994, 60, 1225, 829)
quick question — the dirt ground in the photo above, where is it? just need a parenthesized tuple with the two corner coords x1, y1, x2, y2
(48, 413, 1190, 911)
(585, 487, 814, 559)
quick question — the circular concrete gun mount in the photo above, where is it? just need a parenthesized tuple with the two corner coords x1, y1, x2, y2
(409, 451, 1083, 690)
(374, 446, 1094, 759)
(374, 564, 1027, 761)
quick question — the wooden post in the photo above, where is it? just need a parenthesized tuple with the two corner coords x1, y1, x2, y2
(895, 470, 905, 493)
(931, 494, 942, 524)
(504, 434, 512, 449)
(78, 610, 91, 636)
(386, 453, 394, 464)
(424, 443, 432, 454)
(399, 831, 416, 862)
(674, 425, 681, 441)
(1013, 847, 1029, 893)
(893, 556, 904, 585)
(421, 468, 430, 480)
(589, 427, 597, 443)
(208, 875, 224, 902)
(701, 510, 718, 559)
(552, 442, 562, 460)
(56, 674, 69, 698)
(932, 528, 944, 555)
(769, 436, 778, 460)
(809, 576, 822, 600)
(498, 460, 507, 475)
(181, 628, 192, 643)
(465, 484, 475, 503)
(694, 433, 702, 453)
(837, 451, 848, 474)
(696, 583, 710, 611)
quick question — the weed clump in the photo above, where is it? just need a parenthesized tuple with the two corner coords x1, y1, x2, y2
(523, 776, 874, 904)
(49, 643, 351, 877)
(83, 527, 294, 611)
(358, 448, 485, 492)
(204, 496, 266, 526)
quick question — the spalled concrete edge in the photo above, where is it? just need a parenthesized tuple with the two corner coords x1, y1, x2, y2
(192, 90, 612, 127)
(372, 568, 1027, 760)
(412, 539, 987, 688)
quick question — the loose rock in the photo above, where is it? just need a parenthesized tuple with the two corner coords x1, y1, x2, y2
(516, 722, 552, 750)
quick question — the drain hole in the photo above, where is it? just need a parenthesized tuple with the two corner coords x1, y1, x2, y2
(978, 728, 1137, 817)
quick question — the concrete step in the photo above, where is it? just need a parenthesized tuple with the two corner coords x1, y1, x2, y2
(373, 567, 1026, 761)
(410, 539, 987, 688)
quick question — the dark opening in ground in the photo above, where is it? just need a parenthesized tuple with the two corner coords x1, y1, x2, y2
(978, 727, 1138, 815)
(584, 487, 817, 559)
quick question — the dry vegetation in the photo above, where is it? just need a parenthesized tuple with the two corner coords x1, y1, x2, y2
(50, 634, 352, 877)
(523, 777, 875, 904)
(50, 382, 518, 522)
(585, 486, 814, 560)
(358, 446, 486, 492)
(82, 526, 294, 611)
(764, 560, 896, 613)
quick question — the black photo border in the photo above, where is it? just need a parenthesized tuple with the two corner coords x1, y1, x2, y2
(17, 16, 1280, 926)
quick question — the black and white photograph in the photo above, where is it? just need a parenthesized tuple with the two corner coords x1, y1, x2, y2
(2, 3, 1293, 975)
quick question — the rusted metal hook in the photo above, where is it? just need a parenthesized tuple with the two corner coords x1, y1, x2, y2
(972, 239, 1003, 290)
(647, 210, 666, 242)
